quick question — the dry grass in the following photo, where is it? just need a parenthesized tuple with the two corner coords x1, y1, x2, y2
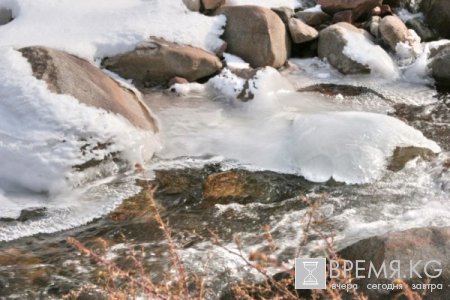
(66, 187, 424, 300)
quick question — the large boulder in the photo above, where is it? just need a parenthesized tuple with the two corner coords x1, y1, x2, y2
(379, 15, 410, 51)
(339, 227, 450, 299)
(215, 5, 290, 68)
(420, 0, 450, 39)
(429, 44, 450, 88)
(317, 0, 381, 21)
(20, 46, 158, 131)
(0, 7, 12, 25)
(103, 37, 223, 88)
(318, 22, 371, 74)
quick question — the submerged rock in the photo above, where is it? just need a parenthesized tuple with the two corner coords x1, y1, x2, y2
(420, 0, 450, 39)
(215, 5, 290, 68)
(103, 37, 222, 88)
(202, 169, 314, 206)
(339, 227, 450, 299)
(318, 22, 371, 74)
(20, 46, 158, 131)
(152, 165, 316, 207)
(388, 146, 436, 171)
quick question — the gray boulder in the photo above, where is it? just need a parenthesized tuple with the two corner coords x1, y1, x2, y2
(429, 43, 450, 88)
(216, 5, 290, 68)
(103, 37, 222, 88)
(20, 46, 158, 131)
(420, 0, 450, 38)
(318, 22, 371, 74)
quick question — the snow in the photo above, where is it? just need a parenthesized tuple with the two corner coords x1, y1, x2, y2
(0, 0, 226, 61)
(342, 30, 400, 79)
(223, 53, 250, 69)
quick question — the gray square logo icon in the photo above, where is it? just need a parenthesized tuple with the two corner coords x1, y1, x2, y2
(295, 258, 326, 289)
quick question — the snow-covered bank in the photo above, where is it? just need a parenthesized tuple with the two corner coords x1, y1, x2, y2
(0, 0, 226, 60)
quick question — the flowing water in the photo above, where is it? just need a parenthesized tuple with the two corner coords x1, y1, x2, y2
(1, 61, 450, 299)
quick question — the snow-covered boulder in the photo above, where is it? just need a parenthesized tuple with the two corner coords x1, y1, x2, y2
(20, 46, 158, 131)
(103, 37, 223, 88)
(215, 5, 290, 68)
(318, 22, 398, 77)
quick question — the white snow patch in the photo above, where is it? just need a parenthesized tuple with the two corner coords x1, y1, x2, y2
(0, 0, 226, 61)
(342, 30, 399, 79)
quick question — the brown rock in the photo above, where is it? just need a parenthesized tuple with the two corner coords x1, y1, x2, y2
(295, 11, 331, 27)
(288, 18, 319, 44)
(318, 0, 381, 21)
(103, 37, 222, 88)
(332, 10, 354, 23)
(202, 0, 224, 10)
(388, 146, 436, 171)
(215, 5, 291, 68)
(379, 15, 409, 51)
(339, 227, 450, 300)
(20, 46, 158, 131)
